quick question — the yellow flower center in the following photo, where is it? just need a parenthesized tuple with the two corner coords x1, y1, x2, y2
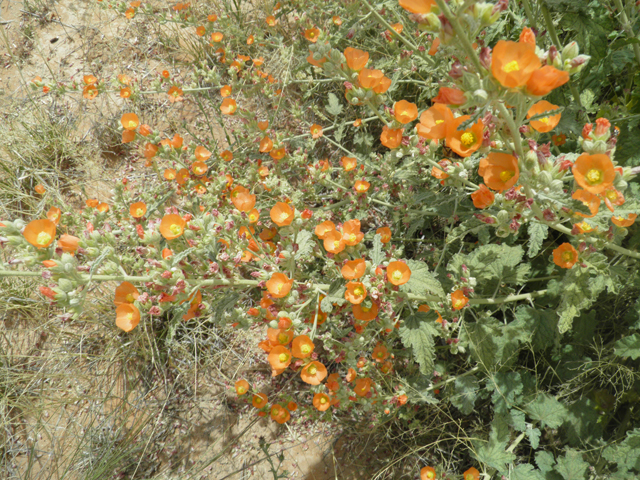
(377, 351, 384, 358)
(276, 283, 283, 293)
(453, 299, 464, 309)
(361, 305, 370, 312)
(136, 208, 144, 217)
(503, 60, 520, 73)
(254, 396, 263, 405)
(170, 224, 182, 235)
(125, 293, 135, 303)
(250, 213, 258, 221)
(36, 232, 52, 246)
(354, 286, 364, 297)
(333, 240, 341, 248)
(460, 132, 476, 148)
(586, 168, 603, 185)
(126, 313, 133, 321)
(278, 353, 289, 362)
(539, 117, 549, 124)
(500, 170, 515, 182)
(278, 333, 289, 344)
(51, 213, 58, 219)
(307, 364, 317, 375)
(616, 216, 624, 221)
(435, 119, 444, 125)
(127, 120, 137, 129)
(606, 191, 617, 200)
(427, 473, 434, 480)
(237, 386, 246, 394)
(561, 251, 574, 262)
(319, 396, 327, 404)
(279, 212, 290, 222)
(348, 233, 357, 243)
(392, 270, 403, 281)
(301, 344, 311, 354)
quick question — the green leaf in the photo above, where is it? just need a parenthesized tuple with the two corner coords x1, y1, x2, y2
(614, 333, 640, 359)
(325, 92, 343, 116)
(401, 260, 445, 299)
(487, 371, 523, 414)
(562, 398, 603, 448)
(603, 428, 640, 473)
(554, 449, 588, 480)
(525, 393, 567, 429)
(528, 222, 549, 258)
(370, 234, 384, 266)
(449, 244, 525, 293)
(515, 306, 559, 351)
(527, 427, 541, 449)
(295, 230, 314, 258)
(461, 317, 527, 370)
(536, 451, 556, 474)
(473, 421, 516, 474)
(399, 313, 440, 375)
(557, 269, 607, 334)
(513, 464, 544, 480)
(450, 375, 479, 415)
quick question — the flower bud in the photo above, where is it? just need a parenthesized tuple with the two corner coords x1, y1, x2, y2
(497, 210, 510, 224)
(472, 89, 488, 103)
(58, 278, 75, 293)
(562, 41, 579, 61)
(423, 13, 441, 31)
(495, 225, 511, 237)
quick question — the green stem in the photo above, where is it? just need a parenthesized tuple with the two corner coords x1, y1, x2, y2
(547, 222, 640, 260)
(433, 0, 484, 73)
(521, 0, 537, 29)
(495, 101, 524, 159)
(613, 0, 640, 67)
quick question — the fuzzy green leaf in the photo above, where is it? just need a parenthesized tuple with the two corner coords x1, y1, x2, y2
(450, 375, 479, 415)
(603, 428, 640, 473)
(614, 333, 640, 360)
(527, 427, 541, 449)
(325, 92, 343, 116)
(528, 222, 549, 258)
(525, 393, 567, 429)
(473, 422, 516, 474)
(402, 260, 445, 300)
(399, 313, 440, 375)
(295, 230, 314, 258)
(515, 306, 559, 351)
(554, 449, 589, 480)
(513, 464, 544, 480)
(370, 234, 385, 266)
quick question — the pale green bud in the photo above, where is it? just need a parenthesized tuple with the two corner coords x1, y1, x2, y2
(497, 210, 510, 224)
(561, 41, 579, 61)
(58, 278, 75, 293)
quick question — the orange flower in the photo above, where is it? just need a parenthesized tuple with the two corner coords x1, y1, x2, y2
(343, 47, 369, 71)
(258, 120, 269, 131)
(83, 74, 97, 85)
(220, 150, 233, 162)
(313, 393, 331, 411)
(287, 401, 298, 411)
(352, 302, 378, 321)
(394, 100, 418, 124)
(445, 116, 484, 157)
(268, 345, 292, 371)
(463, 467, 480, 480)
(42, 260, 57, 268)
(526, 66, 569, 97)
(417, 103, 453, 140)
(612, 213, 638, 227)
(341, 259, 366, 280)
(300, 361, 328, 385)
(114, 281, 139, 306)
(310, 124, 323, 139)
(83, 84, 98, 100)
(182, 290, 202, 321)
(527, 100, 561, 133)
(97, 202, 109, 213)
(421, 467, 436, 480)
(602, 188, 625, 212)
(354, 377, 372, 397)
(292, 335, 314, 358)
(194, 146, 212, 162)
(478, 153, 519, 192)
(380, 126, 403, 149)
(230, 185, 256, 212)
(58, 234, 79, 253)
(451, 289, 469, 310)
(270, 202, 294, 227)
(167, 86, 183, 102)
(259, 136, 273, 153)
(304, 27, 320, 42)
(341, 156, 357, 171)
(265, 15, 276, 26)
(247, 34, 254, 44)
(220, 98, 237, 115)
(252, 392, 268, 408)
(176, 168, 189, 185)
(270, 404, 290, 423)
(387, 261, 411, 285)
(572, 153, 615, 194)
(332, 16, 342, 25)
(429, 37, 441, 56)
(270, 147, 286, 160)
(34, 184, 45, 194)
(47, 207, 61, 225)
(144, 143, 159, 159)
(122, 130, 136, 143)
(324, 229, 345, 253)
(159, 214, 186, 240)
(399, 0, 434, 13)
(86, 199, 99, 208)
(354, 180, 370, 193)
(432, 87, 466, 106)
(571, 190, 600, 218)
(372, 343, 389, 362)
(315, 220, 336, 239)
(471, 184, 495, 209)
(211, 32, 224, 42)
(345, 282, 367, 304)
(120, 87, 132, 99)
(519, 27, 536, 47)
(343, 219, 364, 246)
(358, 68, 384, 90)
(491, 40, 541, 88)
(376, 226, 391, 243)
(373, 76, 392, 94)
(23, 219, 56, 249)
(235, 379, 249, 395)
(116, 304, 141, 332)
(266, 272, 294, 298)
(191, 161, 208, 176)
(121, 113, 139, 131)
(267, 327, 293, 346)
(553, 243, 578, 269)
